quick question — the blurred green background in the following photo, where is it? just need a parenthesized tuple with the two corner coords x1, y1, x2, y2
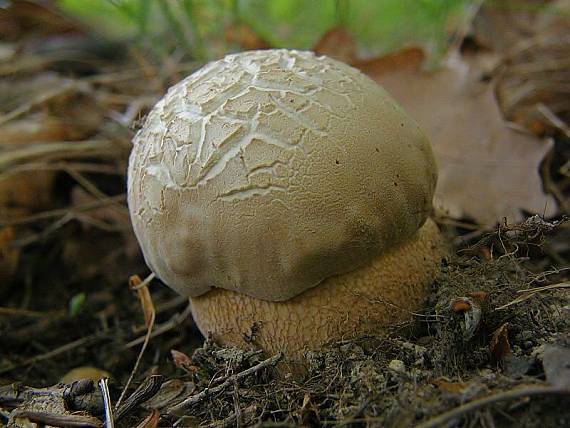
(57, 0, 473, 62)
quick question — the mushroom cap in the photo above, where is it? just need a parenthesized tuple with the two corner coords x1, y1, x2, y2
(127, 49, 437, 301)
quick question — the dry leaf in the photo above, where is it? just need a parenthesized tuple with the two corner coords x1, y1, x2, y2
(171, 349, 198, 375)
(490, 322, 511, 363)
(224, 23, 269, 50)
(135, 409, 159, 428)
(363, 51, 557, 225)
(313, 27, 357, 64)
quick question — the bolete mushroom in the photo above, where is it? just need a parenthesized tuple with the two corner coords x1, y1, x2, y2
(127, 49, 447, 368)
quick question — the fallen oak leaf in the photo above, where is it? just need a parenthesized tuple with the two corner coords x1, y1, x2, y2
(361, 49, 557, 225)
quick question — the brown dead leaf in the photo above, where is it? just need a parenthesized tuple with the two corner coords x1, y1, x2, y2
(490, 322, 511, 363)
(224, 23, 269, 51)
(314, 27, 357, 64)
(356, 47, 425, 77)
(362, 50, 557, 225)
(135, 409, 159, 428)
(171, 349, 198, 375)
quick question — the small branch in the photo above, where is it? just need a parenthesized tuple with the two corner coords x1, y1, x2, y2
(0, 194, 126, 227)
(125, 303, 192, 349)
(0, 332, 110, 375)
(11, 410, 102, 428)
(115, 278, 156, 409)
(167, 352, 282, 415)
(416, 385, 570, 428)
(496, 281, 570, 310)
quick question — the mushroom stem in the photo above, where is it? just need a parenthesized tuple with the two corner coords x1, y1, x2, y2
(190, 218, 448, 369)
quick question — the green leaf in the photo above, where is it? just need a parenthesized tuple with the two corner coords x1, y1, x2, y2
(69, 292, 86, 317)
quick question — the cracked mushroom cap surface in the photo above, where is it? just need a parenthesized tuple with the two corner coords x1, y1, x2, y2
(127, 49, 438, 302)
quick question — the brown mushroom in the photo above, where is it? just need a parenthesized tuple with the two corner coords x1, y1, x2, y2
(127, 49, 448, 368)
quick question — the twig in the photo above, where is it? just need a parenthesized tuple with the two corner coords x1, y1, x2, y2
(125, 302, 192, 349)
(1, 161, 122, 176)
(11, 410, 102, 428)
(415, 385, 570, 428)
(496, 281, 570, 310)
(98, 378, 115, 428)
(115, 283, 156, 409)
(168, 352, 283, 415)
(0, 140, 120, 171)
(518, 281, 570, 294)
(0, 194, 126, 227)
(0, 307, 64, 318)
(0, 332, 110, 375)
(0, 80, 77, 126)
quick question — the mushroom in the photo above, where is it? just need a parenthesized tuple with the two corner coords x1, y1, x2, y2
(127, 49, 448, 368)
